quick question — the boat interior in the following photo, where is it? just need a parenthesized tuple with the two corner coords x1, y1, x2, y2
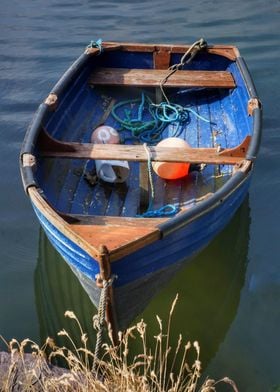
(36, 45, 253, 222)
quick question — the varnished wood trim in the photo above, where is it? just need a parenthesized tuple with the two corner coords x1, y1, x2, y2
(28, 187, 163, 263)
(28, 187, 101, 261)
(219, 135, 251, 157)
(101, 42, 238, 60)
(153, 49, 171, 69)
(70, 224, 161, 262)
(89, 68, 235, 88)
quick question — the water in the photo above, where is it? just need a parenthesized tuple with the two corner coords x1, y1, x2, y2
(0, 0, 279, 390)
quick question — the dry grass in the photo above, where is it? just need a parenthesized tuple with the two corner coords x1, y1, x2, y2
(0, 296, 238, 391)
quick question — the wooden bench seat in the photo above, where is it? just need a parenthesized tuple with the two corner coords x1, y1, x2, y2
(88, 67, 235, 89)
(38, 130, 250, 165)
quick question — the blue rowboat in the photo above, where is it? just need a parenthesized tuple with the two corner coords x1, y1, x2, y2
(20, 40, 261, 339)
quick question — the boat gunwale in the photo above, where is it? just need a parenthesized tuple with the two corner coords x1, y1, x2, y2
(90, 41, 241, 61)
(20, 41, 262, 259)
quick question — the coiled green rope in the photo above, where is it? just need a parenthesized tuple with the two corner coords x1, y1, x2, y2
(111, 93, 209, 144)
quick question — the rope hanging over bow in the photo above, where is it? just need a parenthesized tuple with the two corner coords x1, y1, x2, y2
(92, 275, 116, 374)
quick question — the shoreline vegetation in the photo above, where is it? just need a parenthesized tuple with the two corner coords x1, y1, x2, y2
(0, 297, 238, 391)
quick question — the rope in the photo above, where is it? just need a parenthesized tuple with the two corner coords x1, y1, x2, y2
(139, 204, 180, 218)
(151, 101, 210, 124)
(137, 144, 180, 218)
(111, 93, 165, 144)
(92, 276, 115, 374)
(111, 93, 209, 145)
(143, 143, 155, 209)
(87, 38, 103, 54)
(159, 38, 207, 104)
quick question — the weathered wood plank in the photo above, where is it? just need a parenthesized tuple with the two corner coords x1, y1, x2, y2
(89, 68, 235, 88)
(70, 223, 161, 258)
(39, 132, 251, 165)
(153, 49, 171, 69)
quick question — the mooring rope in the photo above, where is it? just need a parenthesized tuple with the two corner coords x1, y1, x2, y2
(143, 143, 155, 208)
(137, 143, 180, 218)
(92, 276, 115, 374)
(159, 38, 207, 104)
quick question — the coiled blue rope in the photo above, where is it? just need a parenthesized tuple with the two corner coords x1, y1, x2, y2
(138, 204, 180, 218)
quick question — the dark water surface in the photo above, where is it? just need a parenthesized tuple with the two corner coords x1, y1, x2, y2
(1, 1, 279, 390)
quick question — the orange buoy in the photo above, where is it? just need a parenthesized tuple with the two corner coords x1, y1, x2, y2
(152, 137, 191, 180)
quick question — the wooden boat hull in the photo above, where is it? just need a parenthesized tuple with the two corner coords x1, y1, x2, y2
(20, 41, 261, 335)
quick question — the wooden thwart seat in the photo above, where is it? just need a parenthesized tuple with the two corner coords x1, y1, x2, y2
(89, 67, 236, 89)
(39, 130, 250, 166)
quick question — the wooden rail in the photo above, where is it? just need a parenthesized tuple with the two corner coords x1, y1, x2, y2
(89, 68, 236, 89)
(38, 130, 250, 165)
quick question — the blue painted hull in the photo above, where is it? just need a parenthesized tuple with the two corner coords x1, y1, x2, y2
(32, 171, 250, 329)
(20, 41, 261, 331)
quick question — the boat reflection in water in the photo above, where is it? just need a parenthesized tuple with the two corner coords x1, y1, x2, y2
(34, 197, 250, 368)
